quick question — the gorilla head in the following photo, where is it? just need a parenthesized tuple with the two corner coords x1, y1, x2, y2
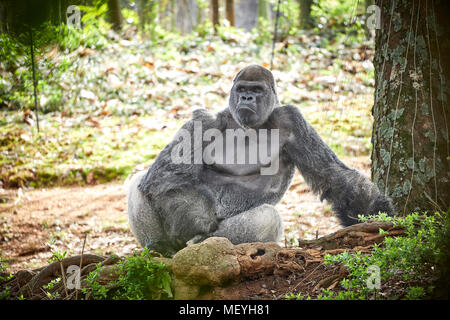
(229, 65, 279, 129)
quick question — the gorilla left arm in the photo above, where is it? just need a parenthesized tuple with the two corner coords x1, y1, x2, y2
(272, 105, 394, 226)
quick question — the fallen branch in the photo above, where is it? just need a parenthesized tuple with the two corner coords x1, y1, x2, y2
(17, 254, 105, 298)
(298, 221, 403, 250)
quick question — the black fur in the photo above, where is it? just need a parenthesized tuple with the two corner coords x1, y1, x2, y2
(128, 65, 394, 256)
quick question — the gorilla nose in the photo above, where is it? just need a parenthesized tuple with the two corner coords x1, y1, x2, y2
(241, 95, 254, 102)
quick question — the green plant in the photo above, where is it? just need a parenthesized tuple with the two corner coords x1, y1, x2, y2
(83, 263, 109, 299)
(404, 286, 426, 300)
(317, 289, 360, 300)
(285, 292, 308, 300)
(322, 211, 448, 300)
(42, 277, 62, 299)
(0, 257, 13, 300)
(252, 17, 273, 45)
(83, 249, 172, 300)
(43, 277, 62, 291)
(113, 249, 172, 300)
(48, 250, 68, 263)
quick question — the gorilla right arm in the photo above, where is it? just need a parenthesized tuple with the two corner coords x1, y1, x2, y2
(137, 109, 225, 250)
(138, 108, 224, 197)
(272, 105, 394, 226)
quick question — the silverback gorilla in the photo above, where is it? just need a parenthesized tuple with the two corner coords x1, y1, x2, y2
(127, 65, 394, 256)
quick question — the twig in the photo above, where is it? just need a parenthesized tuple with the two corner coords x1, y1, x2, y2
(59, 261, 69, 298)
(29, 27, 40, 133)
(276, 263, 323, 299)
(76, 233, 88, 300)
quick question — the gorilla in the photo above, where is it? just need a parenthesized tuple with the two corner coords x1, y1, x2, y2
(127, 65, 394, 256)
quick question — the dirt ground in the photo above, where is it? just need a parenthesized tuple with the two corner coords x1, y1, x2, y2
(0, 156, 371, 273)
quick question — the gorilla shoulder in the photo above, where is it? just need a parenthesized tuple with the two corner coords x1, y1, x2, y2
(192, 108, 215, 121)
(191, 108, 231, 131)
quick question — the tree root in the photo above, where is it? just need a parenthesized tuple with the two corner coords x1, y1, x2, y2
(298, 221, 403, 250)
(1, 221, 405, 300)
(16, 254, 105, 298)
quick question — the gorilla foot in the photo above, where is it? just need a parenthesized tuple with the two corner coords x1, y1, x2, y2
(211, 204, 283, 245)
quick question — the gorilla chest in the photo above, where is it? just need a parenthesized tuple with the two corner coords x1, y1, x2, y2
(203, 128, 281, 176)
(202, 155, 294, 218)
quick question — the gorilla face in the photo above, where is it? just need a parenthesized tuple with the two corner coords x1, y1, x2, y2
(229, 65, 278, 129)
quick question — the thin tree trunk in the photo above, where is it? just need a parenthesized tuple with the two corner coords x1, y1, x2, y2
(371, 0, 450, 215)
(196, 0, 203, 27)
(211, 0, 219, 33)
(107, 0, 123, 31)
(137, 0, 147, 31)
(225, 0, 234, 27)
(298, 0, 313, 29)
(0, 1, 5, 33)
(29, 28, 40, 133)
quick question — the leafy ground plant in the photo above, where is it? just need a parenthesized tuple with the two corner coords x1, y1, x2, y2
(319, 211, 449, 300)
(0, 258, 13, 299)
(83, 249, 172, 300)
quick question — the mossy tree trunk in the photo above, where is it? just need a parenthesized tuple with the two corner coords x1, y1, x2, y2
(372, 0, 450, 215)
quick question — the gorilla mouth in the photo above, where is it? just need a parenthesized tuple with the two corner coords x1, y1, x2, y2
(236, 108, 258, 129)
(238, 105, 257, 113)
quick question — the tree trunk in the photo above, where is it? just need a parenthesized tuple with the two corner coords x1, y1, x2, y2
(0, 1, 6, 33)
(298, 0, 313, 29)
(107, 0, 123, 31)
(137, 0, 157, 35)
(137, 0, 148, 31)
(225, 0, 234, 27)
(211, 0, 219, 33)
(371, 0, 450, 215)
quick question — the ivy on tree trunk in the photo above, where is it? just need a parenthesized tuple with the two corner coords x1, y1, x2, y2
(372, 0, 450, 215)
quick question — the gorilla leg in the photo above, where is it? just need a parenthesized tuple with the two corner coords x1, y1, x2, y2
(127, 171, 174, 254)
(208, 204, 283, 245)
(156, 187, 218, 249)
(128, 171, 219, 255)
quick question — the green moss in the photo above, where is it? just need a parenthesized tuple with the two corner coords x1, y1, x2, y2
(0, 113, 178, 188)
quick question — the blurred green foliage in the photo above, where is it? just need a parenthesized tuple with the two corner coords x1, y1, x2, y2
(0, 0, 372, 188)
